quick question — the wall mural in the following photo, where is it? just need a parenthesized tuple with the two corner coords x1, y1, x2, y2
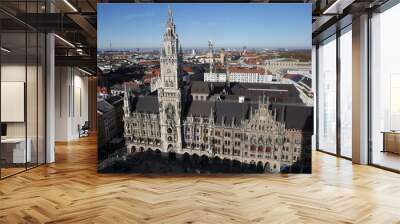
(97, 3, 313, 174)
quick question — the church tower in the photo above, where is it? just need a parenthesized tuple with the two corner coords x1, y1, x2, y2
(158, 5, 183, 152)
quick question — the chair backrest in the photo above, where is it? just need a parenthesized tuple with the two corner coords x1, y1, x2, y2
(82, 121, 90, 129)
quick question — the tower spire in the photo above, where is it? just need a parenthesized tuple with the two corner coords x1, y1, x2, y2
(167, 4, 173, 24)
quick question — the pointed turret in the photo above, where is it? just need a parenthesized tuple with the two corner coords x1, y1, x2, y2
(123, 82, 130, 117)
(209, 107, 214, 122)
(167, 4, 173, 25)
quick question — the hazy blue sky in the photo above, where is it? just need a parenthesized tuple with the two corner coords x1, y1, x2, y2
(98, 3, 311, 49)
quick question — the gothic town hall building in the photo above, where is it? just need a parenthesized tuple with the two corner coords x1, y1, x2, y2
(122, 8, 313, 172)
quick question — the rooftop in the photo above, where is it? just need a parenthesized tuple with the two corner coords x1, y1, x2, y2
(228, 67, 265, 75)
(190, 81, 210, 94)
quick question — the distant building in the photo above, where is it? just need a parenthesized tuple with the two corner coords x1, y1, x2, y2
(190, 81, 210, 101)
(204, 72, 227, 82)
(97, 99, 117, 150)
(228, 67, 273, 83)
(204, 67, 276, 84)
(105, 95, 124, 137)
(264, 58, 311, 74)
(286, 69, 311, 77)
(220, 48, 225, 64)
(110, 84, 124, 96)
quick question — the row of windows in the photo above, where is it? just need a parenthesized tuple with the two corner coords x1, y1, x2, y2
(214, 131, 240, 138)
(162, 92, 176, 97)
(281, 155, 297, 161)
(282, 147, 299, 153)
(129, 123, 159, 129)
(193, 95, 207, 100)
(183, 143, 209, 149)
(184, 128, 300, 143)
(179, 146, 297, 162)
(129, 114, 158, 119)
(249, 124, 276, 132)
(129, 130, 160, 137)
(185, 135, 210, 142)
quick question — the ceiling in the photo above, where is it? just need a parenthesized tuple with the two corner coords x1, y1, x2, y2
(0, 0, 394, 70)
(0, 0, 97, 73)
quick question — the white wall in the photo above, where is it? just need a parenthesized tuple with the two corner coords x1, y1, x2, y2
(55, 66, 89, 141)
(1, 64, 26, 138)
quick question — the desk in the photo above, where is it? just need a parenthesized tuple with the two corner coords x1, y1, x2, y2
(1, 138, 31, 163)
(382, 131, 400, 154)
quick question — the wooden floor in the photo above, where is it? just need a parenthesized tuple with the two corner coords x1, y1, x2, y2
(1, 135, 400, 224)
(372, 150, 400, 171)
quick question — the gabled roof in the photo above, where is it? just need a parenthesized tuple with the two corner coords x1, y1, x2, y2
(130, 96, 159, 114)
(214, 101, 251, 126)
(230, 83, 302, 104)
(186, 100, 214, 117)
(190, 81, 210, 94)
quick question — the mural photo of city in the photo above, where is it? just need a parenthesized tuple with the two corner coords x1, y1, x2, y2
(97, 3, 313, 174)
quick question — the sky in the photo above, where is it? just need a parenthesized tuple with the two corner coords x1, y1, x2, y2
(97, 3, 311, 50)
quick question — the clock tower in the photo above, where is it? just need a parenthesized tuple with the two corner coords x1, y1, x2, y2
(158, 5, 183, 153)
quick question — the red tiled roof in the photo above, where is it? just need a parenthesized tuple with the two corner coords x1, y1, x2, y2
(152, 68, 160, 76)
(183, 66, 193, 73)
(145, 68, 161, 76)
(138, 60, 159, 65)
(244, 58, 260, 65)
(243, 52, 257, 57)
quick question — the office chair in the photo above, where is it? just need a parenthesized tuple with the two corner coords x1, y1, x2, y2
(79, 121, 90, 138)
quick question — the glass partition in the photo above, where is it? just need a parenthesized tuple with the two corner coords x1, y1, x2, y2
(339, 26, 352, 158)
(370, 3, 400, 171)
(1, 31, 28, 177)
(0, 1, 46, 179)
(317, 35, 337, 154)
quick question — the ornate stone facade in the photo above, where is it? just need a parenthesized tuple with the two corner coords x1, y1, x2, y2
(122, 7, 308, 172)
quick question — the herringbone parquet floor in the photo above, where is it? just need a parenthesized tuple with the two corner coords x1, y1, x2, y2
(1, 135, 400, 224)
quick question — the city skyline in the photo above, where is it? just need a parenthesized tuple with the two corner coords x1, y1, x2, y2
(98, 3, 311, 49)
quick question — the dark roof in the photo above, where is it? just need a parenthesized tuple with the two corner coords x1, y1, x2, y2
(300, 77, 312, 88)
(283, 105, 313, 132)
(214, 101, 251, 126)
(130, 96, 159, 113)
(191, 81, 210, 94)
(284, 74, 303, 82)
(185, 99, 313, 131)
(105, 95, 123, 105)
(186, 101, 214, 117)
(97, 99, 114, 113)
(209, 82, 229, 95)
(230, 82, 302, 104)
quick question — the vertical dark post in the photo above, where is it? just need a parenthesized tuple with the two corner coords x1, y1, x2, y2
(36, 0, 39, 167)
(0, 16, 2, 179)
(367, 11, 373, 164)
(315, 45, 319, 151)
(25, 0, 28, 171)
(336, 27, 341, 157)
